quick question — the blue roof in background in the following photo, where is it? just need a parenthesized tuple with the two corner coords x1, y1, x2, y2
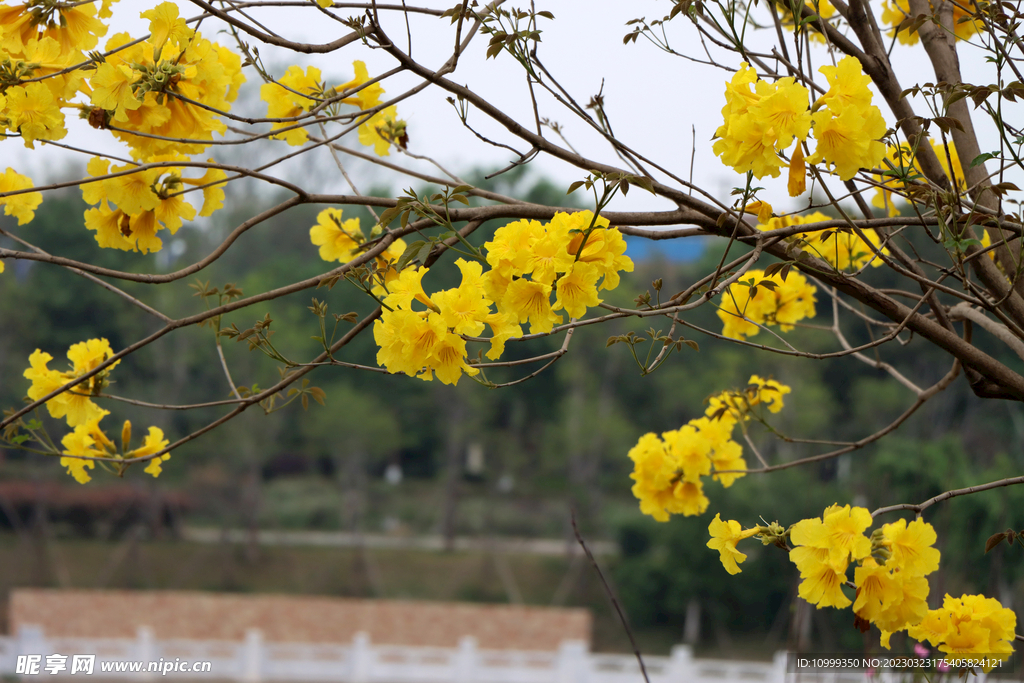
(624, 235, 707, 263)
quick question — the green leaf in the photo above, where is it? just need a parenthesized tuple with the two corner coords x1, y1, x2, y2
(395, 240, 426, 271)
(378, 206, 401, 228)
(970, 152, 999, 168)
(417, 241, 433, 264)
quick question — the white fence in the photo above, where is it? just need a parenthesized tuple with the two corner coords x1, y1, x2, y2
(0, 627, 984, 683)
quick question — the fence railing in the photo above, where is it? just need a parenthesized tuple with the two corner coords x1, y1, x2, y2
(0, 626, 986, 683)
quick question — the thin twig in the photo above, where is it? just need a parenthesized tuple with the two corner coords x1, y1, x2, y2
(872, 475, 1024, 518)
(571, 510, 650, 683)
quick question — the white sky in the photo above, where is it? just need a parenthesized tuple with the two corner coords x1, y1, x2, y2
(10, 0, 1020, 218)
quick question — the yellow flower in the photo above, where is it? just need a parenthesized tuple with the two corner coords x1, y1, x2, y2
(756, 211, 887, 270)
(853, 558, 901, 623)
(68, 338, 119, 375)
(482, 311, 522, 360)
(880, 0, 980, 43)
(708, 438, 746, 487)
(874, 574, 931, 643)
(24, 346, 112, 428)
(628, 433, 677, 522)
(788, 143, 807, 197)
(717, 270, 817, 339)
(383, 266, 434, 311)
(84, 202, 134, 251)
(60, 420, 111, 484)
(90, 62, 141, 123)
(627, 431, 713, 520)
(818, 57, 874, 112)
(310, 207, 361, 263)
(525, 230, 577, 286)
(713, 65, 811, 179)
(141, 2, 193, 51)
(485, 219, 545, 278)
(772, 0, 836, 41)
(662, 424, 711, 482)
(423, 330, 478, 386)
(81, 157, 218, 252)
(791, 504, 873, 570)
(0, 0, 107, 60)
(796, 554, 853, 608)
(4, 81, 67, 148)
(154, 189, 197, 233)
(374, 309, 446, 377)
(97, 10, 245, 159)
(752, 77, 812, 147)
(502, 279, 562, 334)
(806, 58, 886, 181)
(910, 593, 1016, 666)
(707, 514, 758, 574)
(180, 164, 229, 217)
(433, 259, 492, 336)
(129, 426, 171, 477)
(0, 168, 42, 225)
(358, 105, 403, 157)
(553, 262, 602, 319)
(261, 64, 323, 146)
(743, 200, 773, 224)
(561, 213, 633, 291)
(882, 518, 941, 576)
(673, 479, 710, 516)
(807, 105, 886, 181)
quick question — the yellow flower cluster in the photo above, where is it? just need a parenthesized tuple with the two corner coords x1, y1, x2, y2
(0, 0, 109, 150)
(717, 268, 817, 340)
(713, 63, 811, 181)
(909, 594, 1017, 669)
(0, 0, 114, 62)
(806, 58, 887, 181)
(22, 339, 170, 483)
(25, 339, 118, 427)
(709, 504, 1016, 667)
(89, 3, 244, 160)
(880, 0, 981, 44)
(0, 2, 245, 253)
(757, 211, 887, 270)
(60, 419, 169, 484)
(372, 211, 632, 385)
(260, 60, 403, 156)
(81, 156, 227, 253)
(714, 57, 886, 186)
(705, 374, 791, 423)
(628, 375, 791, 521)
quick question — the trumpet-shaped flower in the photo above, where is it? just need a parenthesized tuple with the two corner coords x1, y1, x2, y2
(707, 514, 761, 574)
(502, 279, 562, 334)
(0, 168, 42, 225)
(882, 518, 941, 577)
